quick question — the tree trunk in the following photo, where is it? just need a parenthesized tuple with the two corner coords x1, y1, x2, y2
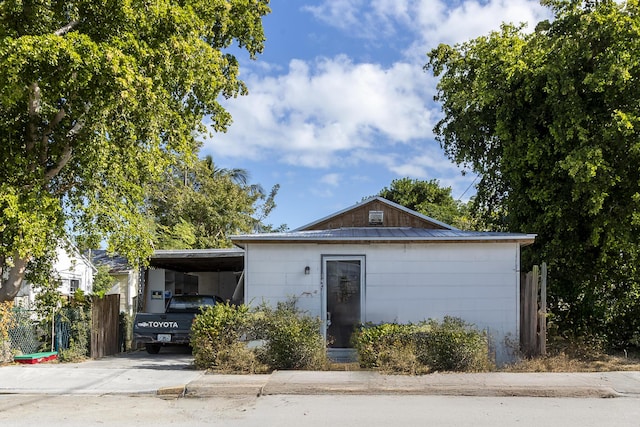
(0, 253, 28, 302)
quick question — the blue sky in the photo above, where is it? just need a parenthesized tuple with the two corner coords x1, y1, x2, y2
(202, 0, 553, 230)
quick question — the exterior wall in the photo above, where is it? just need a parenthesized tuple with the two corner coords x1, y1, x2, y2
(15, 244, 96, 306)
(54, 245, 95, 296)
(107, 271, 137, 315)
(244, 242, 521, 364)
(145, 268, 167, 313)
(192, 271, 238, 302)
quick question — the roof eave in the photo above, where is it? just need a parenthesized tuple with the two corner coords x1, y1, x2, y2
(231, 235, 537, 245)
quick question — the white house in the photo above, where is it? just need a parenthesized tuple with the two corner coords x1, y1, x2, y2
(15, 242, 96, 306)
(231, 197, 536, 364)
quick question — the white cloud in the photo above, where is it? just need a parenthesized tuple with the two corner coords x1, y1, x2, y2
(320, 173, 342, 186)
(304, 0, 552, 52)
(204, 55, 436, 168)
(203, 0, 552, 206)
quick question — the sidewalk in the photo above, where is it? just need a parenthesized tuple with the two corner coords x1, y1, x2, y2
(185, 370, 640, 399)
(1, 361, 639, 398)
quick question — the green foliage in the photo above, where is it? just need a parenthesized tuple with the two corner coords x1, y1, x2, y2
(191, 303, 263, 372)
(352, 322, 417, 369)
(413, 317, 492, 372)
(377, 178, 476, 229)
(58, 305, 90, 362)
(149, 156, 281, 249)
(426, 0, 640, 346)
(253, 300, 329, 371)
(92, 264, 114, 297)
(352, 318, 492, 373)
(0, 0, 271, 301)
(190, 299, 328, 372)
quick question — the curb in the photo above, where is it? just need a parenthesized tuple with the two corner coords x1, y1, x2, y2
(157, 385, 186, 398)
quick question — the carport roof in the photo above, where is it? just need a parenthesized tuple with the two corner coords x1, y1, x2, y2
(149, 248, 244, 272)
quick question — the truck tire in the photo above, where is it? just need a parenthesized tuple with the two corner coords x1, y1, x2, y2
(145, 344, 161, 354)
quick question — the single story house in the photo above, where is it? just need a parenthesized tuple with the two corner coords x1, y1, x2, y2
(231, 197, 536, 364)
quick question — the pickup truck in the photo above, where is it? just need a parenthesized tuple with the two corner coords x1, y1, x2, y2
(133, 294, 221, 354)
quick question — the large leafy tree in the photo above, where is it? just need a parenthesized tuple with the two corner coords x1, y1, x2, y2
(149, 156, 281, 249)
(0, 0, 270, 301)
(376, 178, 474, 229)
(427, 0, 640, 345)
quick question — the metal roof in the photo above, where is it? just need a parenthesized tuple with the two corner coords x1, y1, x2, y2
(150, 248, 245, 272)
(231, 227, 536, 245)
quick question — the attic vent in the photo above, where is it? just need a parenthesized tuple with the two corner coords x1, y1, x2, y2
(368, 210, 384, 225)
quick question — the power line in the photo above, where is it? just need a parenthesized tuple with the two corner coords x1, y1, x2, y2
(456, 175, 478, 201)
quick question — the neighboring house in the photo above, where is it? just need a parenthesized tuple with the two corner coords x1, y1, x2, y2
(91, 250, 140, 316)
(15, 242, 96, 307)
(231, 197, 536, 364)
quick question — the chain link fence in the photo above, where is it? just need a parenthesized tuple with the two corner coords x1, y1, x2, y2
(1, 306, 41, 362)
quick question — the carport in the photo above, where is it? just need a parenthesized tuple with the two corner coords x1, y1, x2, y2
(141, 248, 244, 313)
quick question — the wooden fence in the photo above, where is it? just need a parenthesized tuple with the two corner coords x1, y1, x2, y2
(520, 263, 547, 357)
(91, 294, 120, 358)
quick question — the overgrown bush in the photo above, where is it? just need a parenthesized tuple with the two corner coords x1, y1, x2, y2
(352, 317, 493, 373)
(58, 304, 91, 362)
(191, 303, 264, 372)
(191, 299, 329, 372)
(414, 317, 492, 372)
(352, 322, 417, 369)
(253, 300, 329, 371)
(0, 302, 16, 363)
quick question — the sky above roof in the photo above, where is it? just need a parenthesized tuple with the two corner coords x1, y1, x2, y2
(202, 0, 553, 230)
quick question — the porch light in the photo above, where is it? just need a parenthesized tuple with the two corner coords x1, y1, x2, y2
(304, 266, 310, 275)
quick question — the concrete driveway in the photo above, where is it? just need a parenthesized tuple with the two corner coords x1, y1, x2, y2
(0, 346, 204, 395)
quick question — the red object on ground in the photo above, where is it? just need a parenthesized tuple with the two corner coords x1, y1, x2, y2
(14, 352, 58, 364)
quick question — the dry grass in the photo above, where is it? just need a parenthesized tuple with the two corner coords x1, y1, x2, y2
(503, 349, 640, 373)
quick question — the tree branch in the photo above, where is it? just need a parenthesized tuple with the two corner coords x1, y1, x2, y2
(41, 108, 66, 146)
(26, 82, 41, 153)
(54, 20, 79, 36)
(44, 144, 73, 181)
(0, 253, 27, 302)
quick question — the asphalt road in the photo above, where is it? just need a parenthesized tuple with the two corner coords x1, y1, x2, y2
(2, 347, 640, 426)
(1, 394, 639, 427)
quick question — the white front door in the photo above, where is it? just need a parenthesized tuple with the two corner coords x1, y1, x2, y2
(322, 256, 365, 348)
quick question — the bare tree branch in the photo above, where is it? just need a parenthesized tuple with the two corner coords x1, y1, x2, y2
(44, 144, 73, 181)
(41, 108, 66, 146)
(54, 20, 79, 36)
(26, 82, 41, 153)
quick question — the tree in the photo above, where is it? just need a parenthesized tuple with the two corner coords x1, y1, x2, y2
(148, 156, 281, 249)
(92, 264, 115, 298)
(0, 1, 271, 301)
(376, 178, 474, 229)
(426, 0, 640, 345)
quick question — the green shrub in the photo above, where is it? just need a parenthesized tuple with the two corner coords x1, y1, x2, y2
(352, 317, 493, 373)
(191, 303, 265, 372)
(254, 300, 329, 370)
(352, 322, 417, 368)
(414, 317, 492, 372)
(58, 306, 91, 362)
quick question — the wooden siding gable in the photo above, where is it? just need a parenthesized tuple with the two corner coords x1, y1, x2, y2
(296, 197, 453, 231)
